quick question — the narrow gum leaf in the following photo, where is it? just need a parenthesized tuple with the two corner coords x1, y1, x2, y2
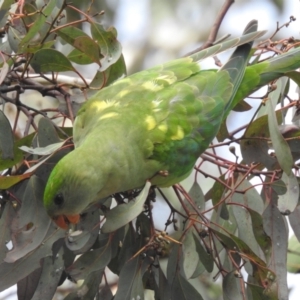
(101, 181, 151, 233)
(267, 78, 293, 175)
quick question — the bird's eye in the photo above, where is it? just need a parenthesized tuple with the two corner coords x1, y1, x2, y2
(54, 193, 64, 206)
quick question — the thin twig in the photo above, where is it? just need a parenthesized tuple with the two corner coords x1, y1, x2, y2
(184, 0, 234, 56)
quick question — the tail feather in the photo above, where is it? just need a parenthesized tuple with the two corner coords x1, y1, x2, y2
(233, 46, 300, 105)
(221, 20, 258, 115)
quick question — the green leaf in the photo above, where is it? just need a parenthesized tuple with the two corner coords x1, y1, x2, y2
(31, 49, 76, 73)
(0, 0, 14, 28)
(210, 205, 237, 251)
(232, 204, 265, 269)
(263, 201, 287, 299)
(98, 282, 114, 300)
(0, 133, 34, 171)
(0, 61, 10, 85)
(19, 142, 64, 156)
(17, 267, 42, 300)
(88, 54, 127, 91)
(0, 222, 64, 291)
(230, 175, 266, 262)
(18, 0, 57, 51)
(101, 181, 151, 233)
(21, 3, 39, 28)
(5, 176, 52, 263)
(167, 243, 181, 286)
(280, 125, 300, 161)
(65, 207, 100, 254)
(170, 273, 204, 300)
(64, 269, 104, 300)
(232, 99, 252, 112)
(287, 235, 300, 273)
(211, 230, 241, 265)
(113, 256, 143, 300)
(7, 25, 23, 53)
(188, 181, 205, 211)
(130, 265, 145, 300)
(277, 172, 299, 214)
(286, 70, 300, 86)
(67, 48, 94, 65)
(223, 271, 243, 300)
(205, 174, 226, 203)
(67, 237, 111, 281)
(0, 204, 15, 262)
(267, 78, 293, 175)
(182, 230, 199, 279)
(241, 112, 280, 169)
(0, 110, 14, 159)
(229, 233, 267, 267)
(0, 173, 32, 189)
(57, 26, 90, 43)
(246, 207, 272, 262)
(28, 250, 64, 300)
(247, 276, 277, 300)
(37, 117, 61, 147)
(90, 22, 122, 71)
(73, 36, 101, 65)
(104, 54, 127, 86)
(57, 27, 101, 65)
(289, 206, 300, 241)
(216, 119, 230, 142)
(192, 233, 214, 273)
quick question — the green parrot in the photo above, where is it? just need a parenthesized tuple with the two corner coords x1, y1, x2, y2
(43, 20, 300, 228)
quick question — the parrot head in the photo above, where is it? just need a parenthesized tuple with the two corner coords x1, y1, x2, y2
(43, 152, 101, 229)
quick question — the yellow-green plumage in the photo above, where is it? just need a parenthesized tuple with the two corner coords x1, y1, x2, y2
(43, 20, 300, 225)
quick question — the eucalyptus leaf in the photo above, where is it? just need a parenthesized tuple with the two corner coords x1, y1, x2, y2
(65, 207, 100, 254)
(18, 0, 56, 51)
(267, 80, 293, 175)
(277, 172, 299, 214)
(5, 176, 52, 263)
(289, 206, 300, 241)
(0, 133, 34, 171)
(31, 49, 76, 73)
(101, 181, 151, 233)
(37, 118, 61, 147)
(223, 271, 243, 300)
(170, 273, 204, 300)
(67, 239, 111, 281)
(17, 267, 42, 300)
(113, 257, 142, 300)
(20, 142, 64, 156)
(182, 230, 199, 279)
(57, 27, 101, 65)
(30, 248, 64, 300)
(90, 22, 122, 71)
(0, 224, 64, 292)
(0, 110, 14, 160)
(0, 0, 14, 28)
(193, 233, 213, 273)
(287, 235, 300, 273)
(0, 204, 15, 262)
(64, 269, 104, 300)
(263, 200, 288, 299)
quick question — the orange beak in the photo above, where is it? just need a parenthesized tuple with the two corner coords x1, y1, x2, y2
(52, 214, 80, 229)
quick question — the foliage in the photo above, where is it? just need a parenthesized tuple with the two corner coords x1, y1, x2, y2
(0, 1, 300, 300)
